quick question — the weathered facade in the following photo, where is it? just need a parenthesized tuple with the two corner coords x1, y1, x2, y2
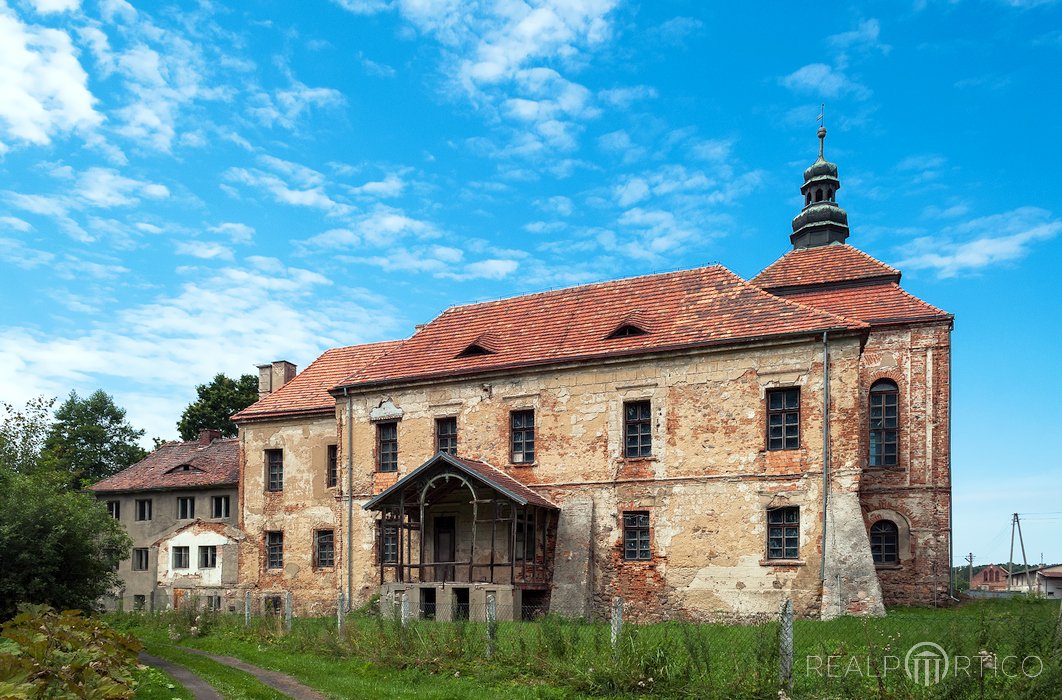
(233, 129, 952, 620)
(89, 430, 239, 611)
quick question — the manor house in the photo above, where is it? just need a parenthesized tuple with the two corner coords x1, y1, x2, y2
(232, 128, 953, 621)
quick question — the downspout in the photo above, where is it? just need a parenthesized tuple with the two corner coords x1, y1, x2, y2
(345, 388, 354, 612)
(820, 331, 830, 584)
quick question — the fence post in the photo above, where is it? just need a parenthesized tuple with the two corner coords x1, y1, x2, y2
(610, 597, 624, 651)
(338, 591, 345, 634)
(779, 598, 794, 691)
(244, 591, 251, 626)
(486, 593, 497, 659)
(1055, 599, 1062, 643)
(400, 592, 410, 627)
(284, 591, 293, 632)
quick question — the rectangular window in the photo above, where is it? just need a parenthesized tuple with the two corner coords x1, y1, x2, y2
(315, 530, 335, 568)
(326, 444, 338, 488)
(623, 400, 652, 458)
(176, 496, 195, 519)
(767, 507, 800, 560)
(514, 511, 536, 560)
(133, 548, 149, 571)
(264, 595, 282, 615)
(435, 417, 457, 455)
(380, 523, 398, 563)
(211, 495, 230, 519)
(134, 499, 152, 521)
(767, 388, 800, 451)
(623, 511, 651, 560)
(206, 595, 222, 611)
(172, 546, 190, 569)
(510, 409, 535, 464)
(266, 531, 283, 569)
(106, 500, 120, 519)
(377, 422, 398, 472)
(133, 595, 146, 611)
(198, 545, 217, 568)
(266, 449, 284, 491)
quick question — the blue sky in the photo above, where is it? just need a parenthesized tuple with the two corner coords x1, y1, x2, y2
(1, 0, 1059, 567)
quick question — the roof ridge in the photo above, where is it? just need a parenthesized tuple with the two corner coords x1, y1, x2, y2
(716, 265, 868, 331)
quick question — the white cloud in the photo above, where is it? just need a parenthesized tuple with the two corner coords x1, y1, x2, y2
(0, 259, 400, 440)
(615, 177, 650, 207)
(0, 216, 32, 232)
(357, 51, 396, 77)
(454, 258, 518, 280)
(689, 138, 733, 162)
(27, 0, 81, 13)
(827, 19, 890, 56)
(249, 79, 345, 130)
(598, 85, 657, 108)
(536, 195, 573, 216)
(0, 237, 54, 268)
(349, 174, 405, 197)
(209, 222, 255, 244)
(0, 8, 101, 152)
(780, 63, 870, 99)
(73, 167, 170, 207)
(175, 240, 233, 260)
(224, 167, 348, 214)
(894, 207, 1061, 277)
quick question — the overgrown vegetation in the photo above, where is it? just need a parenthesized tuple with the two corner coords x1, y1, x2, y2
(0, 605, 141, 699)
(111, 598, 1062, 699)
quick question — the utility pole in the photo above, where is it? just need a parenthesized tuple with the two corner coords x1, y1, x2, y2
(966, 552, 975, 591)
(1009, 513, 1016, 591)
(1016, 513, 1030, 590)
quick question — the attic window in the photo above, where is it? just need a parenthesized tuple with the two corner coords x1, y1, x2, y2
(456, 343, 493, 358)
(606, 323, 648, 340)
(167, 463, 202, 474)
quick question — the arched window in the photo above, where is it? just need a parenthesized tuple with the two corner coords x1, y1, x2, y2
(806, 193, 812, 205)
(815, 188, 823, 202)
(870, 520, 899, 564)
(869, 379, 899, 467)
(827, 189, 834, 201)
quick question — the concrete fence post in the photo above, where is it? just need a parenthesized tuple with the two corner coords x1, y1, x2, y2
(1055, 599, 1062, 643)
(244, 591, 251, 626)
(486, 593, 497, 659)
(779, 598, 794, 691)
(610, 597, 624, 651)
(338, 591, 345, 634)
(284, 591, 293, 632)
(400, 592, 410, 627)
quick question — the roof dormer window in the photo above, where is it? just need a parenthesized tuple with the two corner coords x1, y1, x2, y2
(167, 463, 202, 474)
(456, 331, 498, 359)
(607, 324, 648, 339)
(456, 343, 493, 358)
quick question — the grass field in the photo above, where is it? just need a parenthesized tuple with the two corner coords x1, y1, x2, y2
(115, 597, 1062, 699)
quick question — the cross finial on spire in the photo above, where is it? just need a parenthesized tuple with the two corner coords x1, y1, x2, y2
(817, 103, 826, 159)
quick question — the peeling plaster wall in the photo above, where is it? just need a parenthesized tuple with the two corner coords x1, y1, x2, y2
(858, 322, 952, 607)
(333, 335, 881, 619)
(156, 525, 237, 589)
(239, 415, 343, 614)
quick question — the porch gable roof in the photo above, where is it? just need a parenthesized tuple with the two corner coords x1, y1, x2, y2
(363, 452, 558, 511)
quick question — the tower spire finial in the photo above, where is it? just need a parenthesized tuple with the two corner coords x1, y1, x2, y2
(817, 103, 826, 159)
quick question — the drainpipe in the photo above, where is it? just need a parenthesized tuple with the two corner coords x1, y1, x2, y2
(820, 331, 830, 584)
(345, 388, 354, 612)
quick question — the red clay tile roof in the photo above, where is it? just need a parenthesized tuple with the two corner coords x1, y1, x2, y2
(338, 265, 865, 389)
(234, 341, 401, 421)
(783, 284, 951, 325)
(89, 438, 238, 493)
(752, 244, 901, 291)
(363, 453, 558, 510)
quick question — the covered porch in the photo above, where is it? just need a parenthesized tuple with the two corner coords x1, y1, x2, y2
(364, 453, 559, 620)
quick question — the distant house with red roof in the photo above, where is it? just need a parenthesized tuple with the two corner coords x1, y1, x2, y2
(231, 128, 952, 620)
(89, 430, 239, 611)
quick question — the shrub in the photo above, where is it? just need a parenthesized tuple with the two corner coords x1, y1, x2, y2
(0, 605, 142, 699)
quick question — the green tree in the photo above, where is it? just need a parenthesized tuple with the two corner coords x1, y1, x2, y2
(41, 390, 147, 488)
(0, 396, 54, 475)
(176, 373, 258, 440)
(0, 470, 131, 619)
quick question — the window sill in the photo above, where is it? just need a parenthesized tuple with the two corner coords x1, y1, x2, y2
(510, 461, 537, 468)
(874, 563, 903, 570)
(617, 456, 658, 463)
(759, 559, 806, 567)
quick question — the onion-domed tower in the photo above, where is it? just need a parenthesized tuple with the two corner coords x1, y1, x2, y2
(790, 126, 849, 249)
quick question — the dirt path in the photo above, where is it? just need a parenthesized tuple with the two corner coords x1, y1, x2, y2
(139, 652, 223, 700)
(181, 648, 330, 700)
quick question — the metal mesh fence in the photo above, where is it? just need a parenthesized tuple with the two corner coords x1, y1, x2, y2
(118, 592, 1062, 698)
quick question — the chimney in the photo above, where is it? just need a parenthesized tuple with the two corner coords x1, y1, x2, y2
(198, 428, 222, 446)
(257, 360, 297, 399)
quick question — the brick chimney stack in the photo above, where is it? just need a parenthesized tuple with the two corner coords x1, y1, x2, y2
(257, 360, 297, 399)
(198, 428, 222, 446)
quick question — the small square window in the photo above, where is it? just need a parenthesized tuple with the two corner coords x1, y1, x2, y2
(211, 495, 230, 519)
(177, 496, 195, 520)
(623, 401, 652, 458)
(377, 422, 398, 472)
(106, 500, 120, 519)
(133, 594, 146, 611)
(327, 444, 338, 488)
(133, 548, 149, 571)
(767, 507, 800, 560)
(435, 417, 457, 455)
(266, 450, 284, 491)
(315, 530, 334, 568)
(266, 531, 283, 569)
(622, 511, 651, 561)
(198, 545, 217, 568)
(172, 546, 190, 569)
(767, 388, 800, 451)
(510, 409, 535, 464)
(135, 499, 152, 521)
